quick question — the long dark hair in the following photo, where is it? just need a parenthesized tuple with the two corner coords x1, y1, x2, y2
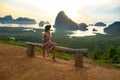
(45, 25, 51, 32)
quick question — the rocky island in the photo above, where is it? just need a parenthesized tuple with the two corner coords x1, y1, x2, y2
(54, 11, 79, 31)
(94, 22, 106, 26)
(104, 21, 120, 33)
(0, 15, 36, 24)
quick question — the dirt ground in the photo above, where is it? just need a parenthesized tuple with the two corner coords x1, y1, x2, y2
(0, 43, 120, 80)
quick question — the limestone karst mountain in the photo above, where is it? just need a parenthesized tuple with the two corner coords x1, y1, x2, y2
(104, 21, 120, 33)
(54, 11, 79, 31)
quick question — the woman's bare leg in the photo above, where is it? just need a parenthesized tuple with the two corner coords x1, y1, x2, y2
(52, 47, 57, 61)
(42, 46, 46, 58)
(50, 42, 56, 50)
(50, 42, 57, 61)
(46, 47, 50, 57)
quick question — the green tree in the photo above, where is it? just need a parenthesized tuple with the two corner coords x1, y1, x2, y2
(113, 46, 120, 63)
(90, 46, 102, 59)
(103, 46, 116, 61)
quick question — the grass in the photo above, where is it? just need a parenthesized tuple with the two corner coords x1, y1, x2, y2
(56, 51, 74, 60)
(34, 48, 74, 60)
(93, 59, 120, 70)
(0, 39, 120, 70)
(0, 40, 74, 60)
(0, 39, 27, 47)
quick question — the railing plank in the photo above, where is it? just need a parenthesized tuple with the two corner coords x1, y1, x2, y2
(26, 41, 88, 67)
(26, 42, 88, 53)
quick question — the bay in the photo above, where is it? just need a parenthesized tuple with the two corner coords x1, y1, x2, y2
(0, 23, 107, 37)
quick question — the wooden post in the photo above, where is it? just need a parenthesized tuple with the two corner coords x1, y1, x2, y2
(75, 51, 83, 67)
(27, 45, 35, 57)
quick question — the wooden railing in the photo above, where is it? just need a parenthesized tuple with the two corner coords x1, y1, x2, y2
(26, 42, 88, 67)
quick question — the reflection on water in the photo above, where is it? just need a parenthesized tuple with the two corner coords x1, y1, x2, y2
(0, 23, 55, 32)
(0, 23, 40, 28)
(22, 28, 37, 32)
(0, 23, 106, 37)
(67, 30, 96, 37)
(67, 26, 106, 38)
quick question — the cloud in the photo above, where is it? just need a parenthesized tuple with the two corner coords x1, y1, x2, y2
(1, 0, 120, 24)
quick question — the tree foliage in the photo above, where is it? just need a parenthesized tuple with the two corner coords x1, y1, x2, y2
(90, 45, 120, 63)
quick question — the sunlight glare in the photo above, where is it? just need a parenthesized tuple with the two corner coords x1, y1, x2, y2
(10, 0, 112, 23)
(65, 10, 77, 19)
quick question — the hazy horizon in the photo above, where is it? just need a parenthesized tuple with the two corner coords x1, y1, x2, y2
(0, 0, 120, 25)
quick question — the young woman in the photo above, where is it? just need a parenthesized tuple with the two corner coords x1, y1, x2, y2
(42, 25, 56, 61)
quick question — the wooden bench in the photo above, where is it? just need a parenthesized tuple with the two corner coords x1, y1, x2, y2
(26, 42, 88, 67)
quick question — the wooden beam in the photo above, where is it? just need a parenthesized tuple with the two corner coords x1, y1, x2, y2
(56, 46, 88, 53)
(26, 42, 88, 67)
(26, 42, 88, 53)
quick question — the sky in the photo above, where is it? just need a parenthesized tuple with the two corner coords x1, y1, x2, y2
(0, 0, 120, 25)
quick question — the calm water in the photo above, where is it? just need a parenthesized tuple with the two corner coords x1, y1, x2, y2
(67, 26, 106, 38)
(0, 23, 106, 37)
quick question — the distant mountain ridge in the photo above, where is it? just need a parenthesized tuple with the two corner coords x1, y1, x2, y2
(0, 15, 36, 24)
